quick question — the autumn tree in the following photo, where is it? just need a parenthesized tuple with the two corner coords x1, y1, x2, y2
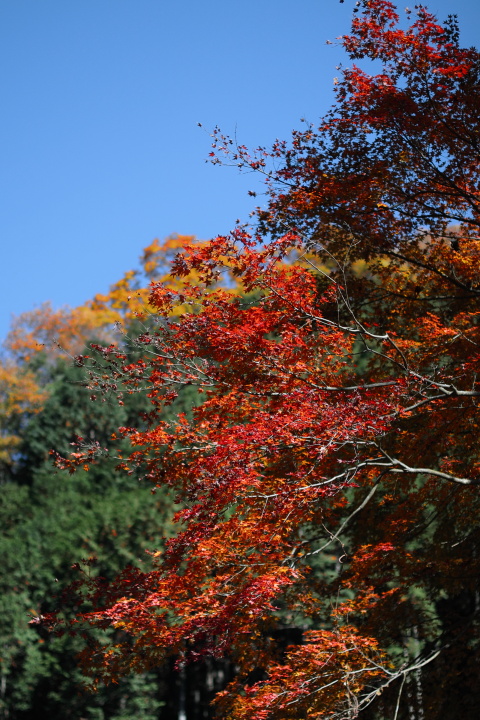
(0, 237, 206, 719)
(45, 3, 480, 719)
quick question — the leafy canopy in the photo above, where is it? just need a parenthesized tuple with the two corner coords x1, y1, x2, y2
(45, 3, 480, 719)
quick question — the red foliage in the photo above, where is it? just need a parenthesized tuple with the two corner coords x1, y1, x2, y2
(46, 3, 480, 718)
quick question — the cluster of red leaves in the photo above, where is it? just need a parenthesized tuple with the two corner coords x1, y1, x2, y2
(45, 3, 480, 718)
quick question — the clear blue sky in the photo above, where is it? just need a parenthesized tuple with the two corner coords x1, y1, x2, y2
(1, 0, 479, 341)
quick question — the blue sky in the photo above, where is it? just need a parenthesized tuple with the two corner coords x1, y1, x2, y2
(1, 0, 479, 341)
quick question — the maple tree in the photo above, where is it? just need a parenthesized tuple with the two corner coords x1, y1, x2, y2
(44, 2, 480, 718)
(5, 235, 201, 362)
(0, 234, 200, 469)
(0, 362, 47, 478)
